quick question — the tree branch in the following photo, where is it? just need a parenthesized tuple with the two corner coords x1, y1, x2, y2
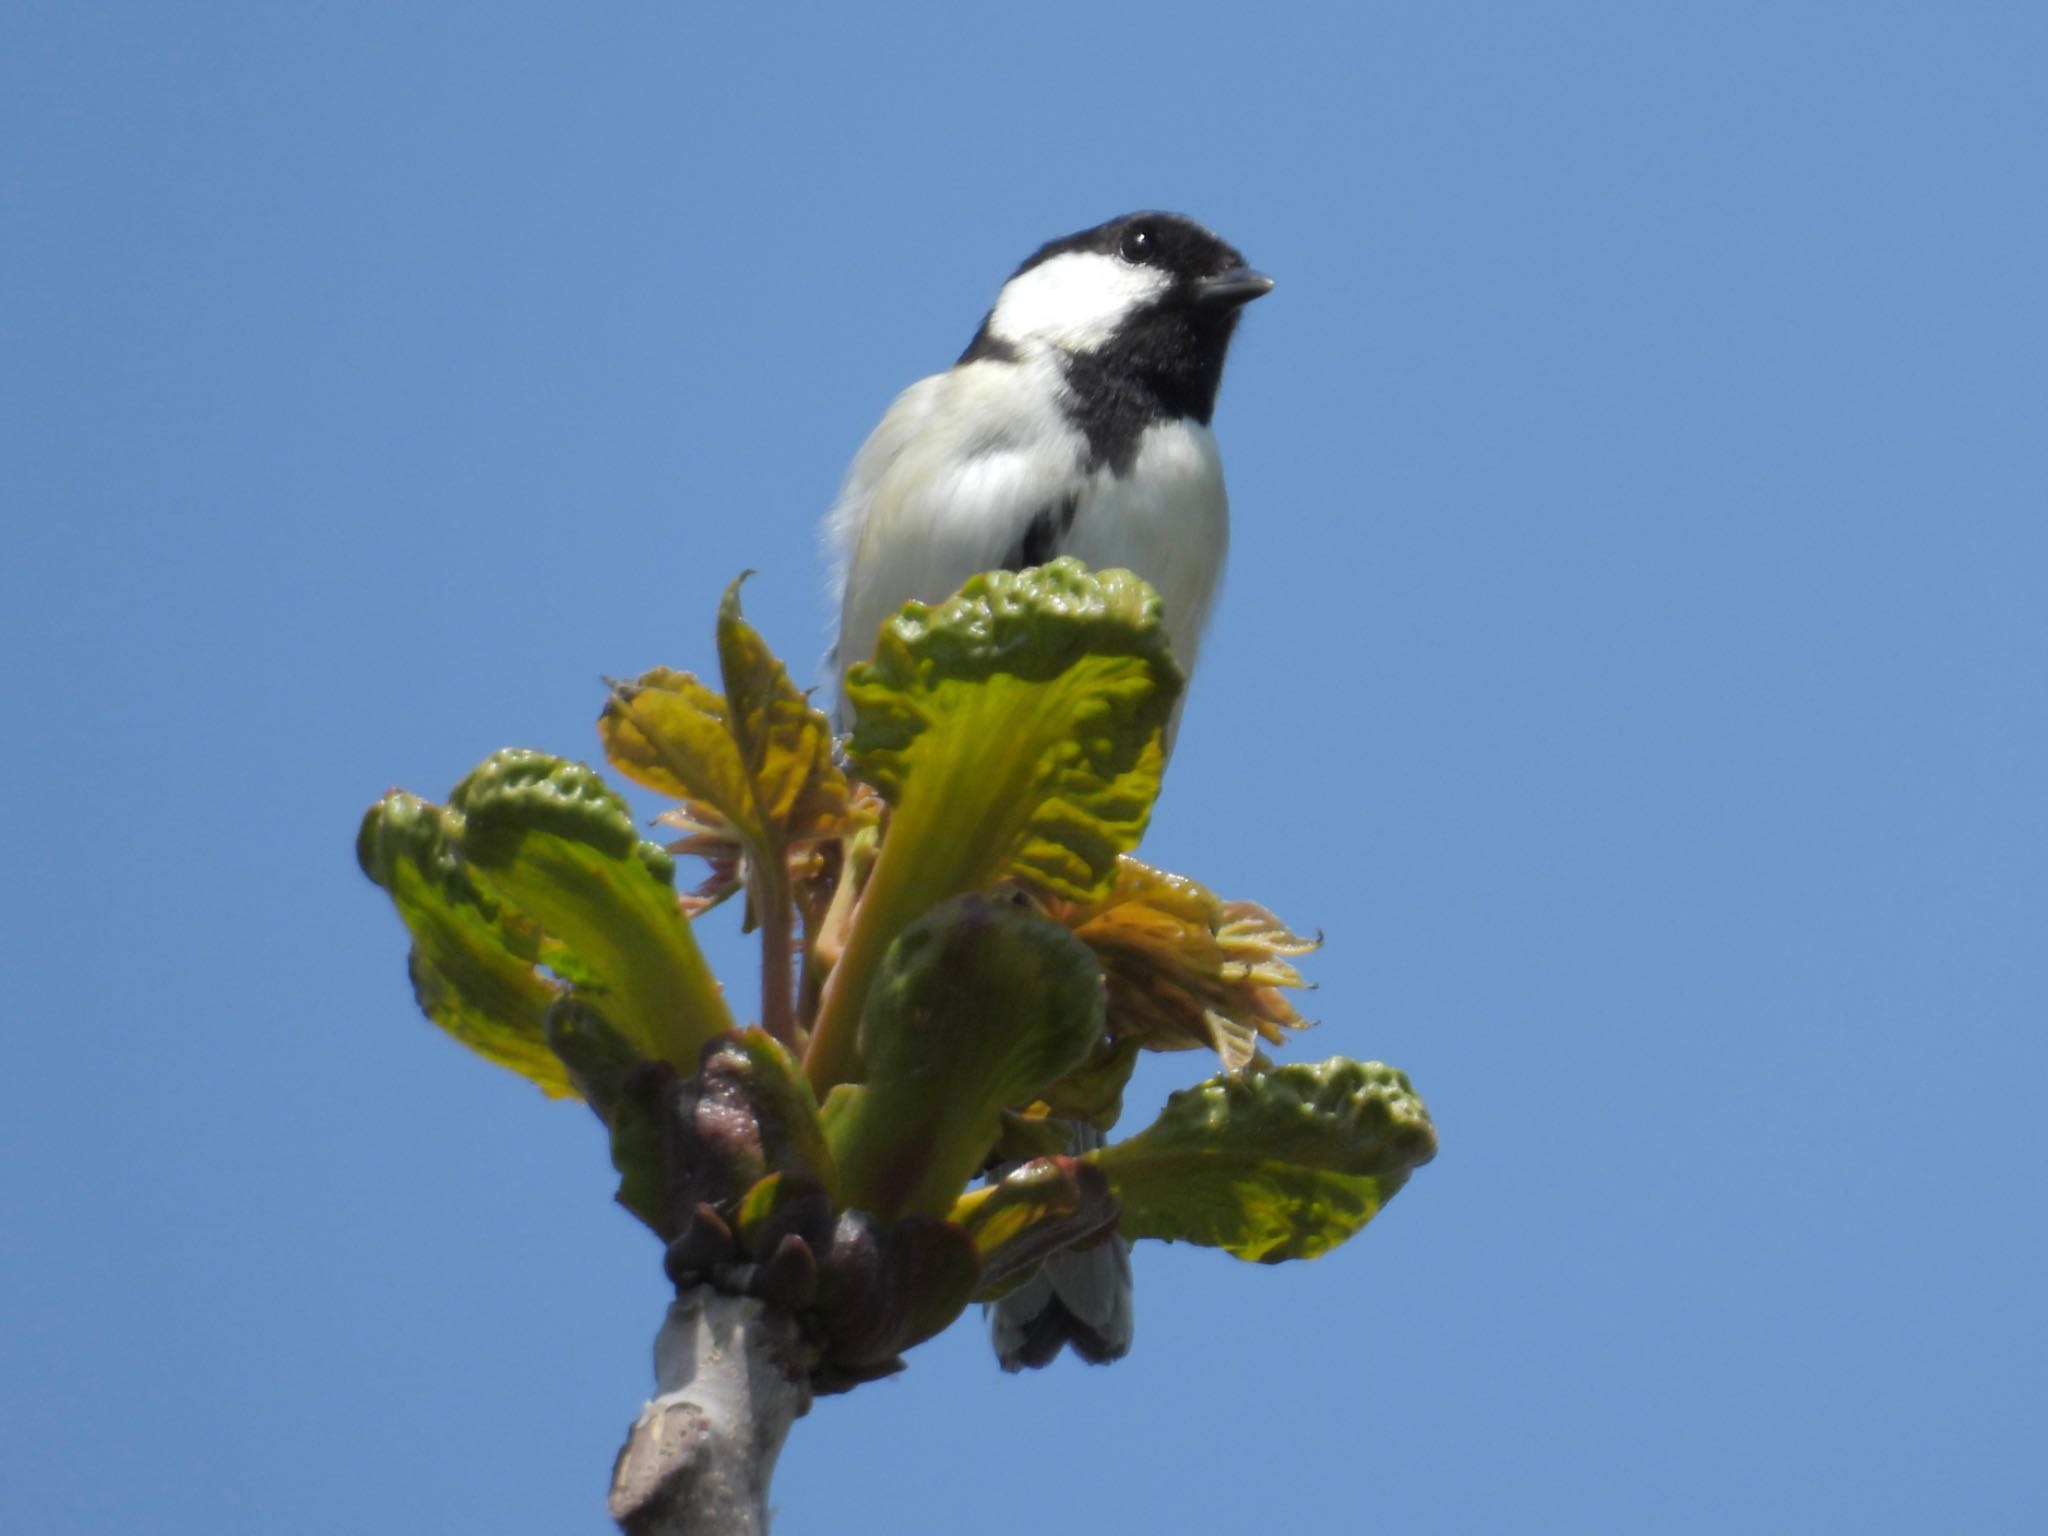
(609, 1288, 812, 1535)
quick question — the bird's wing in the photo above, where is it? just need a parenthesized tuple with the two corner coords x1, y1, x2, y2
(827, 358, 1088, 721)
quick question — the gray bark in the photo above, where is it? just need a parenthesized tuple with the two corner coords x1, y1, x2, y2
(609, 1288, 812, 1535)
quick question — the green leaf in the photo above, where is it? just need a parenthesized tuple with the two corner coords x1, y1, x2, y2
(845, 559, 1180, 898)
(807, 560, 1180, 1090)
(449, 749, 733, 1068)
(356, 791, 575, 1098)
(1089, 1057, 1437, 1262)
(822, 894, 1106, 1222)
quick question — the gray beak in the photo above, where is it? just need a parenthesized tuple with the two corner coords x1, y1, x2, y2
(1197, 266, 1276, 306)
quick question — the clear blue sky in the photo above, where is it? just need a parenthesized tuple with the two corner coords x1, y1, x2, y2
(5, 4, 2044, 1531)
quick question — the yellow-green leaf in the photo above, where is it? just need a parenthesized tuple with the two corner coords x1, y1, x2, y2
(844, 559, 1179, 901)
(1088, 1057, 1436, 1262)
(808, 560, 1179, 1090)
(357, 791, 575, 1097)
(600, 667, 758, 843)
(450, 750, 733, 1069)
(714, 575, 850, 846)
(601, 580, 850, 862)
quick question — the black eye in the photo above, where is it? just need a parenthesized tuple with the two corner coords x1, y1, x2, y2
(1118, 225, 1154, 263)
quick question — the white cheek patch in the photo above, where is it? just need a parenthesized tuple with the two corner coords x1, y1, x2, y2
(987, 251, 1171, 353)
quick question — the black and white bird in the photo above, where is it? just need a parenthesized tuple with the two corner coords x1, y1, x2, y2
(826, 210, 1271, 730)
(823, 211, 1271, 1370)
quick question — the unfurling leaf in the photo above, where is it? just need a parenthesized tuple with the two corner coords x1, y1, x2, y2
(712, 575, 849, 846)
(449, 749, 733, 1068)
(808, 560, 1180, 1090)
(1051, 857, 1318, 1070)
(822, 894, 1107, 1222)
(356, 791, 574, 1098)
(1089, 1057, 1436, 1262)
(950, 1156, 1121, 1296)
(599, 667, 753, 833)
(600, 577, 850, 888)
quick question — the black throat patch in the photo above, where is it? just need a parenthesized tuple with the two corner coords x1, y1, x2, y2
(1056, 301, 1240, 476)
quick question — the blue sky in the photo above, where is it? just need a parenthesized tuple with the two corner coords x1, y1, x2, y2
(4, 4, 2044, 1531)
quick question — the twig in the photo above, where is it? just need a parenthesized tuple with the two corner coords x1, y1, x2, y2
(609, 1289, 811, 1536)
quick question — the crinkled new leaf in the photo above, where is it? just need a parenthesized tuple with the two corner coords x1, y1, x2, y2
(1088, 1057, 1436, 1262)
(844, 558, 1181, 901)
(807, 561, 1179, 1090)
(357, 791, 575, 1098)
(450, 749, 732, 1069)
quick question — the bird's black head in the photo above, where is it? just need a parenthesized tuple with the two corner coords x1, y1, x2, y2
(962, 212, 1271, 441)
(1018, 211, 1265, 297)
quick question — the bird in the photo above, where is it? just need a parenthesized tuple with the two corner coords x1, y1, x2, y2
(825, 209, 1271, 731)
(822, 211, 1271, 1370)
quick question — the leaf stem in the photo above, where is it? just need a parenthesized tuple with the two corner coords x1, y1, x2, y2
(754, 852, 798, 1051)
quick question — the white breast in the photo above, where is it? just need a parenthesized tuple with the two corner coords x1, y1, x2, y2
(827, 356, 1088, 712)
(1062, 418, 1230, 682)
(826, 367, 1230, 726)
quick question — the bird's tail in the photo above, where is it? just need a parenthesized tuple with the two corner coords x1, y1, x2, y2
(985, 1121, 1135, 1371)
